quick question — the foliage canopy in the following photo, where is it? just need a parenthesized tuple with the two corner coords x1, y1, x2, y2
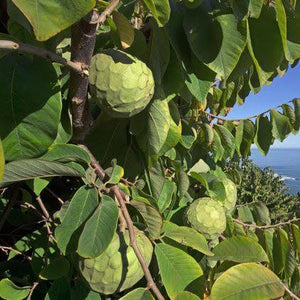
(0, 0, 299, 299)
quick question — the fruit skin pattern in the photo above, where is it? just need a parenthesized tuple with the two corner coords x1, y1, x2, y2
(79, 229, 153, 294)
(185, 197, 226, 240)
(89, 49, 155, 118)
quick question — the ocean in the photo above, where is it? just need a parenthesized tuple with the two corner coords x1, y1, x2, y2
(250, 148, 300, 195)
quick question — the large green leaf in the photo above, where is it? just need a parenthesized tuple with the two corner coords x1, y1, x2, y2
(45, 278, 71, 300)
(210, 236, 268, 263)
(155, 243, 203, 299)
(0, 279, 30, 300)
(248, 6, 283, 73)
(249, 0, 264, 18)
(142, 0, 170, 27)
(148, 21, 170, 84)
(12, 0, 96, 41)
(162, 221, 213, 256)
(55, 186, 99, 254)
(130, 197, 163, 239)
(0, 139, 4, 182)
(270, 109, 292, 142)
(77, 195, 119, 258)
(235, 120, 255, 157)
(254, 115, 273, 155)
(210, 263, 285, 300)
(0, 54, 61, 161)
(174, 291, 200, 300)
(0, 159, 83, 188)
(133, 97, 171, 155)
(39, 257, 70, 280)
(120, 288, 154, 300)
(41, 144, 90, 164)
(213, 125, 235, 158)
(184, 11, 247, 79)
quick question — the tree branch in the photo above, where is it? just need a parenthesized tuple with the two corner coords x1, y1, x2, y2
(0, 246, 32, 261)
(68, 9, 99, 143)
(281, 282, 300, 300)
(81, 145, 164, 300)
(233, 218, 299, 229)
(27, 282, 39, 300)
(0, 40, 84, 74)
(94, 0, 121, 24)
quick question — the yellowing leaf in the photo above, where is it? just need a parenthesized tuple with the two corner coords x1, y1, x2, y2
(112, 11, 134, 49)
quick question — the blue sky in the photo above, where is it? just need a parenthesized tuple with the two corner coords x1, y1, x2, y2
(227, 64, 300, 148)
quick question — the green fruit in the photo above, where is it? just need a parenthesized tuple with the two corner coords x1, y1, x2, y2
(222, 178, 237, 214)
(89, 49, 154, 118)
(185, 197, 226, 239)
(79, 230, 153, 294)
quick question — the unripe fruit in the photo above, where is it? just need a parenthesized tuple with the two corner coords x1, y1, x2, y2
(185, 197, 226, 239)
(89, 49, 154, 118)
(79, 229, 153, 294)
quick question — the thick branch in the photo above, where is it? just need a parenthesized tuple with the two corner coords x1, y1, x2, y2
(68, 10, 99, 142)
(82, 145, 164, 300)
(0, 40, 83, 74)
(233, 218, 299, 229)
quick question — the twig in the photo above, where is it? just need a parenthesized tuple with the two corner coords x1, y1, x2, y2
(68, 10, 99, 142)
(83, 145, 164, 300)
(27, 282, 39, 300)
(0, 246, 32, 261)
(203, 100, 294, 122)
(93, 0, 121, 24)
(233, 218, 299, 229)
(35, 196, 50, 219)
(0, 40, 84, 74)
(281, 282, 300, 300)
(45, 188, 64, 204)
(0, 186, 20, 232)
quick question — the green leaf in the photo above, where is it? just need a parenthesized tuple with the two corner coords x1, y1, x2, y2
(210, 263, 285, 300)
(134, 97, 171, 155)
(12, 0, 96, 41)
(213, 124, 235, 158)
(120, 288, 154, 300)
(142, 0, 170, 27)
(211, 129, 225, 162)
(162, 221, 213, 256)
(179, 120, 197, 149)
(77, 195, 119, 258)
(0, 159, 84, 188)
(112, 11, 134, 49)
(0, 279, 30, 300)
(188, 159, 210, 174)
(41, 144, 90, 164)
(155, 243, 203, 299)
(174, 291, 200, 300)
(0, 54, 61, 161)
(292, 224, 300, 255)
(235, 120, 255, 157)
(148, 21, 170, 84)
(249, 0, 264, 18)
(293, 98, 300, 131)
(248, 6, 283, 73)
(45, 278, 71, 300)
(211, 236, 268, 263)
(270, 109, 292, 142)
(39, 257, 70, 280)
(55, 186, 99, 254)
(281, 103, 297, 133)
(254, 115, 273, 155)
(159, 101, 182, 155)
(107, 165, 124, 185)
(0, 139, 4, 182)
(130, 197, 163, 239)
(184, 11, 247, 79)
